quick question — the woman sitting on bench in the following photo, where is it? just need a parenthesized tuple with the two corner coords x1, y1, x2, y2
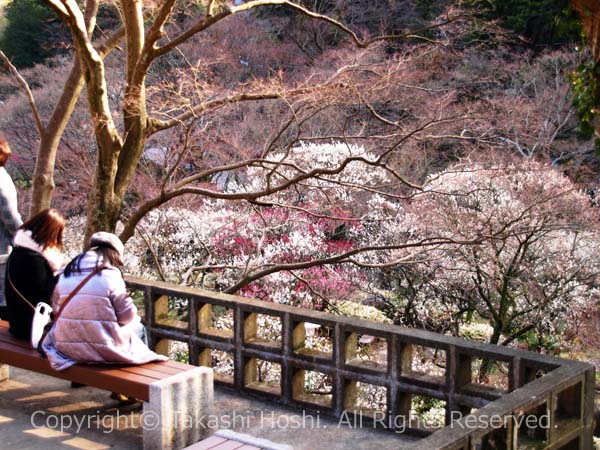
(4, 209, 64, 341)
(41, 232, 167, 372)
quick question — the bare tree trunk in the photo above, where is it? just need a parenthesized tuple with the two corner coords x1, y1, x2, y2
(572, 0, 600, 62)
(478, 324, 503, 383)
(30, 61, 85, 216)
(84, 156, 121, 242)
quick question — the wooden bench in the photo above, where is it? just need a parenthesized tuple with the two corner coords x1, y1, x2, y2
(186, 430, 293, 450)
(0, 320, 213, 450)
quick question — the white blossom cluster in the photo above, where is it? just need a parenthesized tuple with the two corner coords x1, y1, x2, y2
(328, 300, 392, 324)
(398, 159, 600, 349)
(122, 141, 405, 310)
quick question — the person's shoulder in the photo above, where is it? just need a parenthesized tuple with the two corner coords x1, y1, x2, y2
(12, 245, 44, 259)
(10, 245, 51, 272)
(100, 266, 124, 281)
(0, 168, 14, 190)
(0, 167, 13, 183)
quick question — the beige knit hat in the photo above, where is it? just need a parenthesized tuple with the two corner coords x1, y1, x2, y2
(90, 231, 124, 258)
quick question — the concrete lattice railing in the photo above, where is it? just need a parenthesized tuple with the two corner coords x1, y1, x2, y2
(125, 276, 596, 450)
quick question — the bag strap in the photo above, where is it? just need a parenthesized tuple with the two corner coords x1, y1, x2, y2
(37, 266, 106, 355)
(7, 259, 36, 312)
(54, 266, 106, 320)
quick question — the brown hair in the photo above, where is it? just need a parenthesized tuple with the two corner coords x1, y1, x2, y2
(64, 245, 123, 277)
(20, 208, 65, 250)
(0, 136, 12, 167)
(87, 245, 123, 269)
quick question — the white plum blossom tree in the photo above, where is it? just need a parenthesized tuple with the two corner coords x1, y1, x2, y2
(395, 157, 600, 353)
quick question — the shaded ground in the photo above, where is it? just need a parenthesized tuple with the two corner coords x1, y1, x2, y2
(0, 366, 418, 450)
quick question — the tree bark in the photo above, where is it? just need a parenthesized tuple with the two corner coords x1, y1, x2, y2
(30, 61, 85, 216)
(572, 0, 600, 62)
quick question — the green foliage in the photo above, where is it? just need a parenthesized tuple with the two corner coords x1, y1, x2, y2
(469, 0, 582, 47)
(411, 395, 446, 427)
(173, 347, 189, 364)
(571, 58, 600, 149)
(12, 178, 31, 190)
(412, 395, 441, 416)
(0, 0, 63, 68)
(459, 322, 492, 342)
(413, 0, 451, 20)
(518, 330, 561, 354)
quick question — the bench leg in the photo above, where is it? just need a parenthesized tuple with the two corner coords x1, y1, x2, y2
(143, 366, 213, 450)
(0, 364, 8, 382)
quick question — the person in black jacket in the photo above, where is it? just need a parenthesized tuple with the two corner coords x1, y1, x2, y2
(5, 208, 65, 341)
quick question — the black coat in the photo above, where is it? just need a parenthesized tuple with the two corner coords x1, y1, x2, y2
(5, 246, 58, 341)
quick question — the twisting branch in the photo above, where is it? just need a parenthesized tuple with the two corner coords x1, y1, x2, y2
(137, 229, 167, 282)
(223, 236, 487, 294)
(228, 0, 463, 48)
(147, 85, 330, 135)
(151, 0, 462, 63)
(0, 51, 44, 136)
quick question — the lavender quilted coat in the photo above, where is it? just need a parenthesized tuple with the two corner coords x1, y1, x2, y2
(42, 251, 167, 371)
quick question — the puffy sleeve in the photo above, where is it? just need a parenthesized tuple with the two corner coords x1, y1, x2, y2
(107, 270, 137, 326)
(112, 292, 138, 325)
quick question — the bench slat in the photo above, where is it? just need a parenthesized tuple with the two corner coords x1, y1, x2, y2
(118, 365, 181, 380)
(210, 441, 246, 450)
(185, 436, 228, 449)
(0, 330, 188, 382)
(158, 358, 196, 371)
(0, 320, 203, 404)
(129, 361, 189, 375)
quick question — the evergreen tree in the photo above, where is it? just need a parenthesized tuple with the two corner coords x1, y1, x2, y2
(471, 0, 581, 47)
(0, 0, 56, 68)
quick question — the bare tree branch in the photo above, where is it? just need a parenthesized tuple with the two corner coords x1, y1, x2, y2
(0, 51, 44, 136)
(224, 236, 487, 294)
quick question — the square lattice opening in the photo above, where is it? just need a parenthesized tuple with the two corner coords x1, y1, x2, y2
(400, 344, 446, 386)
(155, 339, 189, 364)
(516, 401, 549, 449)
(345, 332, 387, 373)
(198, 304, 233, 338)
(244, 312, 282, 349)
(292, 321, 333, 360)
(554, 382, 582, 439)
(470, 357, 510, 392)
(408, 394, 447, 430)
(292, 369, 333, 409)
(343, 380, 387, 420)
(154, 295, 188, 329)
(198, 347, 234, 384)
(244, 357, 281, 396)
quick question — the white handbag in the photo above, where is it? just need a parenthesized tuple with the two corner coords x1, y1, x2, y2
(30, 302, 53, 348)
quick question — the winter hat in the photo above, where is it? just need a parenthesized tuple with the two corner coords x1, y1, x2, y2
(90, 231, 124, 258)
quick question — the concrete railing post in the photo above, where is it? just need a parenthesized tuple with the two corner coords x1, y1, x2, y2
(143, 366, 214, 450)
(0, 364, 8, 382)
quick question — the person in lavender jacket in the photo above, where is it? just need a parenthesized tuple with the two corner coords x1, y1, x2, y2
(0, 135, 23, 321)
(42, 232, 167, 372)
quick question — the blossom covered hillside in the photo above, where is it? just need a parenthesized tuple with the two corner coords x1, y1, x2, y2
(93, 144, 600, 358)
